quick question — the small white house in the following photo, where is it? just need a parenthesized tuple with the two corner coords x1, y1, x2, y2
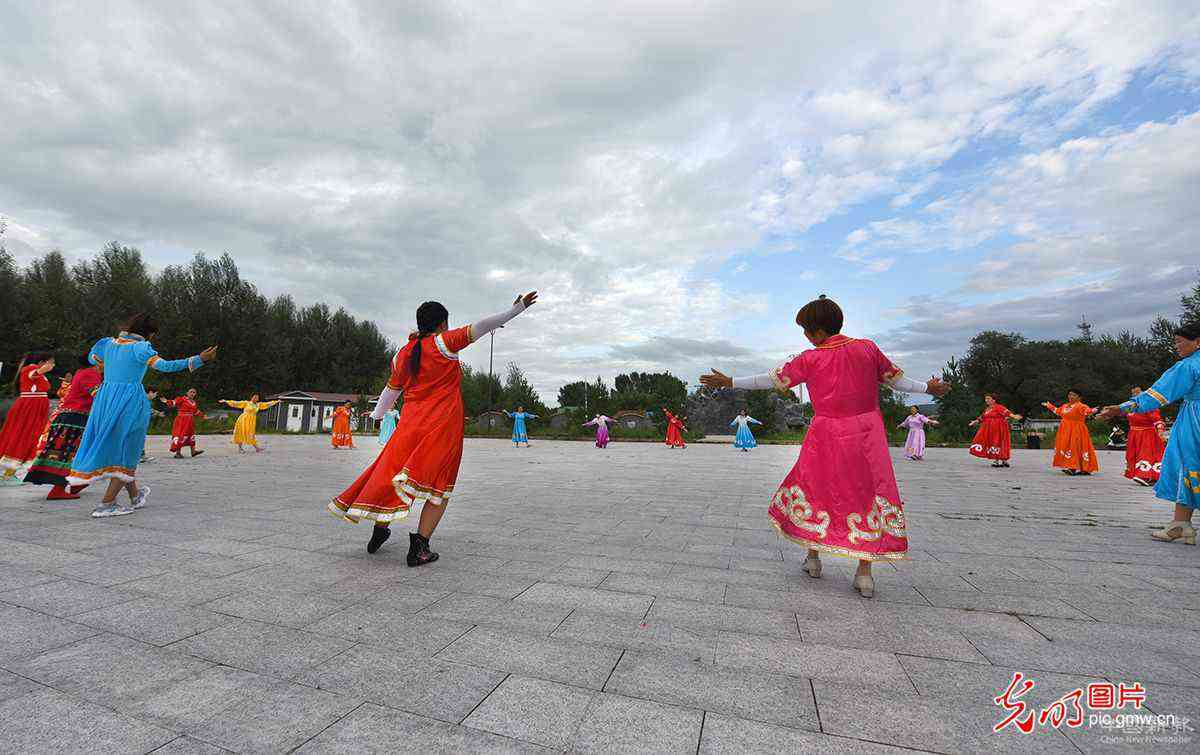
(263, 391, 375, 433)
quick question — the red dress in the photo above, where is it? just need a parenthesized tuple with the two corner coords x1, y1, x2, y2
(664, 411, 686, 448)
(1049, 402, 1099, 473)
(331, 407, 355, 448)
(969, 404, 1013, 461)
(0, 365, 51, 471)
(330, 326, 473, 524)
(1125, 409, 1166, 483)
(164, 396, 202, 452)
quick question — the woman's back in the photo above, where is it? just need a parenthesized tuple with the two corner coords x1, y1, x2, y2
(787, 336, 898, 419)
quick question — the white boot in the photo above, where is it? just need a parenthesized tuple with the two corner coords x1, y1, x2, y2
(1151, 521, 1197, 545)
(802, 555, 822, 578)
(852, 574, 874, 598)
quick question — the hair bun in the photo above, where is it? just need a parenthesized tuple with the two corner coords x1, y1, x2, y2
(818, 294, 827, 299)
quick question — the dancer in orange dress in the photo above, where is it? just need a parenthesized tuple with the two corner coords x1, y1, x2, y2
(331, 402, 355, 448)
(0, 353, 56, 484)
(1043, 389, 1099, 475)
(663, 408, 688, 448)
(1124, 385, 1167, 487)
(967, 394, 1022, 468)
(160, 389, 205, 458)
(329, 292, 538, 562)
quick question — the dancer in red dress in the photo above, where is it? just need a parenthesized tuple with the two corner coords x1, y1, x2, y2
(0, 353, 56, 484)
(331, 403, 355, 449)
(1124, 385, 1167, 486)
(25, 355, 103, 499)
(968, 394, 1022, 468)
(663, 409, 688, 448)
(330, 292, 538, 562)
(160, 389, 205, 458)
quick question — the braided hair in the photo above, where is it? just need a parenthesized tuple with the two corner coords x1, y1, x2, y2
(410, 301, 450, 377)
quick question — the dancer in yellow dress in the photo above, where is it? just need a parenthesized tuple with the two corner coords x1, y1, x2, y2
(219, 394, 279, 453)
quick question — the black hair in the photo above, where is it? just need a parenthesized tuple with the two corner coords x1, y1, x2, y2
(795, 294, 843, 336)
(10, 351, 52, 391)
(1175, 322, 1200, 340)
(124, 312, 159, 338)
(409, 301, 450, 377)
(77, 353, 92, 368)
(1067, 388, 1081, 397)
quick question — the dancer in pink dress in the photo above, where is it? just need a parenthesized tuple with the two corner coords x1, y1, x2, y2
(897, 406, 938, 460)
(702, 295, 948, 597)
(584, 414, 612, 448)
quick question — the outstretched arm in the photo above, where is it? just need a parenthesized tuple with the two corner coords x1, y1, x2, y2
(469, 292, 539, 344)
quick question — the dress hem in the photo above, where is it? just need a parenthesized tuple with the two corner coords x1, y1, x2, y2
(769, 518, 910, 562)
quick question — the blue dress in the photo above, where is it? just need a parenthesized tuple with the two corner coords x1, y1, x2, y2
(68, 335, 203, 485)
(505, 411, 537, 443)
(377, 409, 399, 445)
(731, 415, 762, 449)
(1122, 351, 1200, 509)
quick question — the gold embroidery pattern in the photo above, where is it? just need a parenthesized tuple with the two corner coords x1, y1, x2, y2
(771, 486, 830, 538)
(1187, 471, 1200, 494)
(847, 496, 907, 544)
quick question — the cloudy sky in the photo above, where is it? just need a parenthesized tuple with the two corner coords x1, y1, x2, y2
(3, 1, 1199, 401)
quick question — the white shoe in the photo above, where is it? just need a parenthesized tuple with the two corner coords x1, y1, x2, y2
(802, 555, 822, 578)
(92, 503, 135, 518)
(1151, 522, 1196, 545)
(131, 485, 151, 510)
(852, 574, 874, 598)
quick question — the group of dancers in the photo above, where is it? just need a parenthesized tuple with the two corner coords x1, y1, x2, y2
(959, 387, 1170, 484)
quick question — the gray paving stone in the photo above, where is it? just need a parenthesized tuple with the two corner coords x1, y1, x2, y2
(699, 712, 920, 754)
(296, 702, 552, 753)
(0, 668, 41, 704)
(171, 619, 353, 680)
(601, 572, 727, 603)
(72, 595, 234, 646)
(305, 605, 473, 655)
(813, 679, 1076, 753)
(121, 664, 284, 731)
(897, 655, 1105, 707)
(573, 692, 703, 754)
(297, 644, 506, 723)
(551, 610, 717, 662)
(0, 602, 99, 662)
(647, 597, 800, 639)
(436, 626, 623, 689)
(463, 675, 596, 749)
(418, 592, 574, 634)
(0, 564, 59, 592)
(606, 651, 818, 730)
(149, 736, 232, 754)
(513, 582, 655, 617)
(715, 631, 913, 690)
(187, 678, 359, 753)
(0, 578, 139, 617)
(7, 633, 211, 707)
(970, 637, 1200, 687)
(118, 570, 242, 606)
(201, 588, 348, 628)
(915, 588, 1092, 619)
(0, 687, 177, 754)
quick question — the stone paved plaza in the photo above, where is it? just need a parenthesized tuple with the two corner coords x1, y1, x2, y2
(0, 435, 1197, 753)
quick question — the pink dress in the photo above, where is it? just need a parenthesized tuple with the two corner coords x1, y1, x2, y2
(899, 414, 930, 459)
(767, 335, 908, 561)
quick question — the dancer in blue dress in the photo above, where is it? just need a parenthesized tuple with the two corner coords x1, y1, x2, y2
(1101, 322, 1200, 544)
(505, 407, 538, 447)
(377, 407, 400, 445)
(68, 313, 217, 518)
(730, 409, 763, 451)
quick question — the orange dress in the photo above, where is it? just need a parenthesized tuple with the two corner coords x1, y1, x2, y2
(329, 326, 472, 524)
(1049, 401, 1099, 473)
(331, 406, 355, 448)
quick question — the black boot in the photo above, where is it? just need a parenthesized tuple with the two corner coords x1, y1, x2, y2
(367, 525, 391, 554)
(407, 532, 439, 567)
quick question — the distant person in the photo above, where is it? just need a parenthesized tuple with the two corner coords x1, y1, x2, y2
(329, 292, 538, 563)
(220, 394, 279, 453)
(663, 408, 688, 448)
(331, 402, 355, 449)
(377, 407, 400, 445)
(68, 313, 216, 517)
(1121, 386, 1166, 487)
(24, 354, 102, 499)
(731, 408, 764, 451)
(160, 388, 206, 458)
(1100, 323, 1200, 543)
(0, 352, 56, 485)
(701, 295, 949, 598)
(897, 405, 938, 461)
(1043, 389, 1099, 475)
(967, 394, 1022, 468)
(504, 406, 538, 447)
(584, 413, 613, 448)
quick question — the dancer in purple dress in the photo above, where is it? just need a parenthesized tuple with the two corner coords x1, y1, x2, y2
(897, 406, 937, 460)
(584, 414, 612, 448)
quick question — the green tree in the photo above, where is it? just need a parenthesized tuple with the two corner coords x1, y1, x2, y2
(934, 356, 979, 440)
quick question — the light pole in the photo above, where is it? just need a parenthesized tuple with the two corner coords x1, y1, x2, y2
(487, 325, 503, 410)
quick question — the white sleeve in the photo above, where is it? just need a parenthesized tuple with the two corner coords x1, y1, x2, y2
(890, 375, 930, 394)
(371, 387, 402, 420)
(471, 301, 527, 341)
(732, 373, 776, 390)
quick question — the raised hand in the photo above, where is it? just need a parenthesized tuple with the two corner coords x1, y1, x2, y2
(515, 291, 538, 308)
(699, 369, 733, 390)
(200, 345, 219, 362)
(926, 376, 950, 397)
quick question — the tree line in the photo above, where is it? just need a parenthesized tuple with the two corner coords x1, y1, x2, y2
(931, 273, 1200, 440)
(0, 240, 392, 402)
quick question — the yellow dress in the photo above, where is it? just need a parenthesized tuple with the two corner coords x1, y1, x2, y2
(222, 400, 278, 446)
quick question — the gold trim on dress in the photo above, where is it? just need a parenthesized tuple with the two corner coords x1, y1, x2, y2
(1146, 388, 1168, 405)
(816, 335, 856, 350)
(770, 519, 909, 561)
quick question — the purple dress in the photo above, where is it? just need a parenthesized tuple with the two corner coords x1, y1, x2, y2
(584, 416, 612, 448)
(899, 414, 930, 459)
